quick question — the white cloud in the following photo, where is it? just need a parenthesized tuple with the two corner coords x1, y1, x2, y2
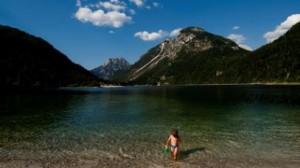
(135, 28, 184, 41)
(135, 28, 185, 41)
(227, 34, 252, 51)
(264, 14, 300, 43)
(99, 1, 126, 11)
(233, 26, 240, 30)
(109, 30, 115, 34)
(75, 7, 131, 28)
(129, 0, 145, 7)
(74, 0, 159, 28)
(228, 34, 245, 44)
(134, 30, 167, 41)
(153, 2, 159, 7)
(170, 28, 182, 37)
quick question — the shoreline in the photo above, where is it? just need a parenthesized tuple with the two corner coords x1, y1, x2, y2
(126, 82, 300, 88)
(2, 83, 300, 93)
(169, 82, 300, 86)
(59, 83, 300, 90)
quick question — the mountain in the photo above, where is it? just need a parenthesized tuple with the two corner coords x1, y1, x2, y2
(238, 22, 300, 83)
(126, 27, 250, 84)
(91, 58, 131, 81)
(0, 25, 100, 89)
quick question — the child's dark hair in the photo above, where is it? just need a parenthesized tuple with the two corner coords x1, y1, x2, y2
(171, 129, 179, 139)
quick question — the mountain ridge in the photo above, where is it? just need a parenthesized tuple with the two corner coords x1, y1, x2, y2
(125, 26, 250, 84)
(2, 22, 300, 87)
(0, 24, 102, 88)
(115, 23, 300, 85)
(238, 21, 300, 83)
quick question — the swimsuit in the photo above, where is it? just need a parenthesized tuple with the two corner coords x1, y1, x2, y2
(170, 144, 178, 151)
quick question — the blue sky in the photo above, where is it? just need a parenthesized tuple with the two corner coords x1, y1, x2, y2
(0, 0, 299, 69)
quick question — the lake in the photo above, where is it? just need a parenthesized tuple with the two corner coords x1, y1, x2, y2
(0, 85, 300, 167)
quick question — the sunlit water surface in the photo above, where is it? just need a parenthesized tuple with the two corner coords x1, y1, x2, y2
(0, 86, 300, 167)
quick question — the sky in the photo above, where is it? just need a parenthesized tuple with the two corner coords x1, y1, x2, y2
(0, 0, 300, 69)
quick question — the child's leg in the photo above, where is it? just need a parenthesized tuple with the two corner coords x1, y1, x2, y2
(173, 148, 178, 160)
(170, 147, 174, 159)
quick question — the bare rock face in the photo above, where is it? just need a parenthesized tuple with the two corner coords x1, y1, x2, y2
(91, 58, 131, 80)
(128, 27, 243, 82)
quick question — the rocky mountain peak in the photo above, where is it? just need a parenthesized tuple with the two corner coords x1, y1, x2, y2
(180, 27, 205, 34)
(154, 26, 227, 60)
(104, 58, 129, 67)
(91, 57, 131, 80)
(128, 26, 245, 81)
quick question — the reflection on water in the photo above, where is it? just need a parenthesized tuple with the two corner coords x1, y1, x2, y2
(0, 86, 300, 167)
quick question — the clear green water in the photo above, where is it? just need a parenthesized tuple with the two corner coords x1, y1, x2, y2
(0, 86, 300, 167)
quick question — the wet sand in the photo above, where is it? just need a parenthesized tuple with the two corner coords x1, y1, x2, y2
(1, 146, 300, 168)
(1, 155, 299, 168)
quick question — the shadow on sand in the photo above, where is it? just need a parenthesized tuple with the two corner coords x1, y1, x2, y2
(180, 147, 205, 160)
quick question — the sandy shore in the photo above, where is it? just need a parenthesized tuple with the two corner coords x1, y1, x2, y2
(1, 148, 299, 168)
(1, 157, 299, 168)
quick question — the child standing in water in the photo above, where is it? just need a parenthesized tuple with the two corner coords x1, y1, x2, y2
(165, 129, 181, 160)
